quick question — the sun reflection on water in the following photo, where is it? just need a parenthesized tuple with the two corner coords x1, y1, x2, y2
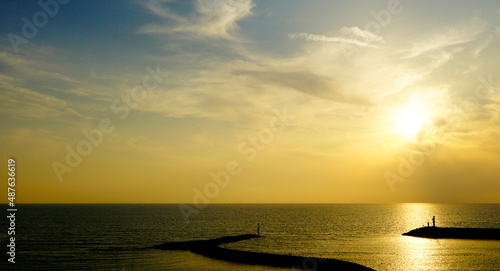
(396, 203, 442, 270)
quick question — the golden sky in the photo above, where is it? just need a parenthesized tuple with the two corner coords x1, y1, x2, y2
(1, 0, 500, 203)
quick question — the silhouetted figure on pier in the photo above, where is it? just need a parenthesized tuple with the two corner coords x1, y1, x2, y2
(432, 216, 435, 227)
(427, 221, 429, 227)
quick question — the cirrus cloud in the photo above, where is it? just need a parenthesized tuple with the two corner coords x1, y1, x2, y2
(289, 26, 384, 48)
(138, 0, 254, 39)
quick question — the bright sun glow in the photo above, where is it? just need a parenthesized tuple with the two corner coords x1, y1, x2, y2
(389, 99, 432, 140)
(387, 93, 438, 140)
(397, 109, 426, 137)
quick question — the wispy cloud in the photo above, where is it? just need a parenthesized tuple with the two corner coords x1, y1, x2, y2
(138, 0, 254, 39)
(235, 69, 369, 105)
(0, 74, 82, 118)
(340, 26, 384, 43)
(140, 0, 188, 23)
(405, 17, 487, 58)
(289, 26, 384, 48)
(472, 34, 493, 58)
(0, 48, 139, 120)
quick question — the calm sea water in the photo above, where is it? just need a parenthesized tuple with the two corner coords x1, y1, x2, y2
(1, 204, 499, 270)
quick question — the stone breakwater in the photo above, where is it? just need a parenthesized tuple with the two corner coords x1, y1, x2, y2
(153, 234, 375, 271)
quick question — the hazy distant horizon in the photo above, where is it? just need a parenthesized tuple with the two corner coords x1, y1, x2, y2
(10, 202, 500, 205)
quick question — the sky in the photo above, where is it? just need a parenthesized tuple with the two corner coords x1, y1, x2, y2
(0, 0, 499, 203)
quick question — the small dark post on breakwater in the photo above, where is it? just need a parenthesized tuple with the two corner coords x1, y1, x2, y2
(257, 223, 260, 236)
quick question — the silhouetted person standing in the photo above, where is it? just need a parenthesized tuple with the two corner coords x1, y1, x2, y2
(432, 216, 435, 227)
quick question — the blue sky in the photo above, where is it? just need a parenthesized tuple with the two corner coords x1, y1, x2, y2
(1, 0, 500, 203)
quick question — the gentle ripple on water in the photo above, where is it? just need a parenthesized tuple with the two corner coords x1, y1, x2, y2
(2, 203, 499, 270)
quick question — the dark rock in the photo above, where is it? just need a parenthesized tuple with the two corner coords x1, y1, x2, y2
(402, 227, 500, 240)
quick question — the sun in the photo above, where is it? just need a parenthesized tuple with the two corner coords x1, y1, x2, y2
(397, 109, 425, 137)
(386, 92, 444, 141)
(389, 105, 430, 140)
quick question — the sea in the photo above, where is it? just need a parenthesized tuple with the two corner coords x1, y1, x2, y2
(1, 204, 499, 270)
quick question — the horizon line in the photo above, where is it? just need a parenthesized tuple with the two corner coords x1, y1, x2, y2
(4, 202, 500, 205)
